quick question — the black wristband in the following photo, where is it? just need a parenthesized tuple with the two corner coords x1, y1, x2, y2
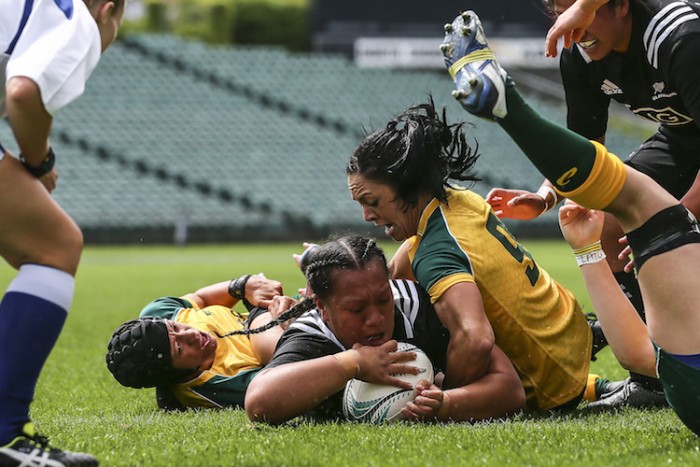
(20, 147, 55, 178)
(228, 275, 251, 300)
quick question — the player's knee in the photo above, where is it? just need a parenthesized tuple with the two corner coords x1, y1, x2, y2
(14, 219, 83, 274)
(56, 222, 84, 273)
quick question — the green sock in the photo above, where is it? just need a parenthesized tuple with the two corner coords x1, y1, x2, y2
(595, 377, 612, 399)
(497, 83, 596, 192)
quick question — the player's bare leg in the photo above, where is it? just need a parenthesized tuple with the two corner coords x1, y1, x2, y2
(0, 154, 83, 274)
(0, 152, 96, 466)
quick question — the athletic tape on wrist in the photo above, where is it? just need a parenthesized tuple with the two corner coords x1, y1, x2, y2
(332, 350, 360, 379)
(573, 241, 606, 266)
(438, 391, 451, 420)
(536, 185, 558, 215)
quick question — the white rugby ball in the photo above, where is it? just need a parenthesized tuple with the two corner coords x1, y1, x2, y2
(342, 342, 434, 424)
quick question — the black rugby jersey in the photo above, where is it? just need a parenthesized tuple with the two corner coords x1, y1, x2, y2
(264, 279, 449, 420)
(560, 0, 700, 151)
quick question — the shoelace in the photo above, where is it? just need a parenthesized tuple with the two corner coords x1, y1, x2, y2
(22, 432, 56, 453)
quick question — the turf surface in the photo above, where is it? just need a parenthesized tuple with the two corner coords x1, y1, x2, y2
(0, 241, 697, 466)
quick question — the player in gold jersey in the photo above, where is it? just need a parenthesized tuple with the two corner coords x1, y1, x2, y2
(106, 274, 288, 409)
(347, 99, 592, 411)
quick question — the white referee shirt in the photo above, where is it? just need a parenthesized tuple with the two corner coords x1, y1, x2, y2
(0, 0, 101, 118)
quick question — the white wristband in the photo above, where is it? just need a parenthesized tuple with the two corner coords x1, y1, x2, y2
(536, 185, 558, 215)
(573, 241, 607, 267)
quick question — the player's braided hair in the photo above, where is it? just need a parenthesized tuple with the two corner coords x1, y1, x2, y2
(216, 235, 387, 336)
(105, 318, 196, 389)
(304, 235, 388, 301)
(347, 96, 479, 210)
(213, 299, 317, 338)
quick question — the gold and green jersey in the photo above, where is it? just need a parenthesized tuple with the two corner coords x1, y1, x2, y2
(140, 297, 262, 409)
(407, 188, 591, 410)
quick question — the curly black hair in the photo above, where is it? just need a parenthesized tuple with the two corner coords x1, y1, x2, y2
(347, 96, 479, 211)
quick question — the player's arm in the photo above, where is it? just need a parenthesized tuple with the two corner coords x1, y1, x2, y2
(183, 274, 283, 309)
(433, 282, 495, 388)
(247, 312, 281, 365)
(403, 344, 525, 422)
(388, 240, 416, 280)
(245, 340, 417, 425)
(559, 203, 656, 376)
(5, 77, 52, 165)
(246, 353, 358, 424)
(248, 295, 298, 365)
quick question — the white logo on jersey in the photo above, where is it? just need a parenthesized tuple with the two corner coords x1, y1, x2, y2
(644, 2, 699, 68)
(632, 106, 692, 125)
(600, 79, 623, 95)
(651, 81, 678, 100)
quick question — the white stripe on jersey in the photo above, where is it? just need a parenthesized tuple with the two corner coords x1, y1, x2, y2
(644, 2, 699, 68)
(390, 279, 420, 340)
(289, 310, 346, 349)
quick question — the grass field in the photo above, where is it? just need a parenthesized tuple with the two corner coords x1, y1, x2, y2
(1, 241, 698, 466)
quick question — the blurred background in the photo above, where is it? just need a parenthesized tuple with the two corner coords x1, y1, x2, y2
(0, 0, 655, 244)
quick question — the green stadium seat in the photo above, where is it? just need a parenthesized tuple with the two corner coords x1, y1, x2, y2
(0, 33, 647, 242)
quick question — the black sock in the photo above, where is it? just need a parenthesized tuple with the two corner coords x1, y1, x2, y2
(629, 372, 663, 391)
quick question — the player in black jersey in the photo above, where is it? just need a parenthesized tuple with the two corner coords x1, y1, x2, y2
(244, 235, 526, 424)
(484, 0, 700, 409)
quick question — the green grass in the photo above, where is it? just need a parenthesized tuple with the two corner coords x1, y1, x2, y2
(1, 241, 698, 466)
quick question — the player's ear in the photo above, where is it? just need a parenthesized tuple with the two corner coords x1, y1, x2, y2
(314, 296, 330, 321)
(618, 0, 630, 16)
(97, 0, 115, 24)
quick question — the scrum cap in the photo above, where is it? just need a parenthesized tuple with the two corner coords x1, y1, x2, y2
(106, 318, 193, 388)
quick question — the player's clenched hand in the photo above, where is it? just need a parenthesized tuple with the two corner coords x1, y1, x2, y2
(353, 341, 417, 390)
(246, 275, 283, 308)
(486, 188, 546, 219)
(401, 381, 443, 421)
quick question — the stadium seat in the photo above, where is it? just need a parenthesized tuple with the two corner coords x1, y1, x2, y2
(0, 33, 644, 242)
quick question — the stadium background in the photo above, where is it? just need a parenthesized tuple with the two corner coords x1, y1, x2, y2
(0, 0, 652, 244)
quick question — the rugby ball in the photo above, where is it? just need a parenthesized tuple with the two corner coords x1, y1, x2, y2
(342, 342, 434, 424)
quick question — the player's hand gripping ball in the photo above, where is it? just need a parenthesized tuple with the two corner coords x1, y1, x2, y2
(342, 342, 434, 424)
